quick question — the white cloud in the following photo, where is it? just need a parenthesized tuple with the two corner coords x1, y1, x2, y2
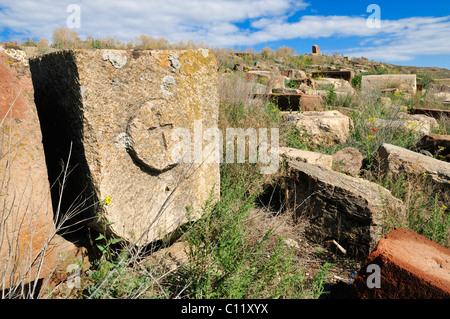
(0, 1, 449, 64)
(340, 16, 450, 62)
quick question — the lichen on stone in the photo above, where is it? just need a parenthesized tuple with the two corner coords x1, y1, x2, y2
(102, 50, 127, 69)
(168, 53, 181, 73)
(161, 75, 176, 96)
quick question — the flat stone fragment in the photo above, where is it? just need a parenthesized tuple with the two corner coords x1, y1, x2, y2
(279, 146, 333, 168)
(29, 49, 220, 246)
(353, 228, 450, 299)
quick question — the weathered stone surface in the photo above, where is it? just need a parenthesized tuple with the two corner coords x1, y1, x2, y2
(315, 78, 356, 96)
(247, 70, 285, 89)
(282, 110, 353, 147)
(416, 134, 450, 162)
(286, 160, 406, 259)
(377, 143, 450, 189)
(0, 52, 85, 292)
(281, 69, 307, 79)
(367, 113, 439, 135)
(279, 147, 333, 168)
(353, 228, 450, 299)
(361, 74, 417, 94)
(332, 147, 364, 176)
(300, 94, 322, 111)
(29, 49, 220, 246)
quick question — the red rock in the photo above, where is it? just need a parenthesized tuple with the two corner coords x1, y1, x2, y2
(353, 228, 450, 299)
(0, 52, 85, 296)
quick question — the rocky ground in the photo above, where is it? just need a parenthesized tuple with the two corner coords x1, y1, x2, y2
(1, 45, 449, 299)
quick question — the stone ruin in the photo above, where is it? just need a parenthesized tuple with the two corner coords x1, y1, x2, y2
(29, 49, 220, 247)
(312, 45, 321, 56)
(2, 44, 448, 298)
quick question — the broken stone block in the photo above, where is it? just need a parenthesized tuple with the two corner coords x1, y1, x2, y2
(361, 74, 417, 94)
(377, 143, 450, 191)
(279, 147, 333, 168)
(353, 228, 450, 299)
(367, 113, 439, 136)
(315, 78, 356, 97)
(29, 49, 220, 246)
(282, 110, 353, 147)
(286, 160, 406, 259)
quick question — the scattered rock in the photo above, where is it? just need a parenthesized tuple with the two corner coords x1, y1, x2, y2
(279, 147, 333, 168)
(315, 78, 356, 96)
(246, 70, 285, 89)
(332, 147, 364, 176)
(285, 160, 407, 260)
(377, 143, 450, 191)
(282, 69, 307, 79)
(367, 114, 439, 136)
(361, 74, 417, 94)
(144, 241, 189, 273)
(282, 110, 353, 147)
(353, 228, 450, 299)
(29, 49, 220, 247)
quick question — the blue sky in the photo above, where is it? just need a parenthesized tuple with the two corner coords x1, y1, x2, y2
(1, 0, 449, 69)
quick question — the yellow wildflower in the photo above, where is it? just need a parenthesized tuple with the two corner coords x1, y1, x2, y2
(104, 196, 112, 205)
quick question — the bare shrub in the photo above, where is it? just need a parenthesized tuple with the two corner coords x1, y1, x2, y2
(51, 26, 82, 50)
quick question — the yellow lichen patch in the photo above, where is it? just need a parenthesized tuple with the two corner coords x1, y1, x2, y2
(155, 51, 171, 69)
(178, 49, 216, 75)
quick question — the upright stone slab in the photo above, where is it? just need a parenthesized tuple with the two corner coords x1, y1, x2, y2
(30, 49, 220, 246)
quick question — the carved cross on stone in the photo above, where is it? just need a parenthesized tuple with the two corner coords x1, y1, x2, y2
(127, 99, 179, 172)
